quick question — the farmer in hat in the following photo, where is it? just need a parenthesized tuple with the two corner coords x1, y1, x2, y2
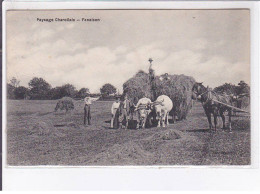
(84, 92, 100, 125)
(237, 81, 250, 97)
(237, 81, 250, 98)
(235, 81, 250, 109)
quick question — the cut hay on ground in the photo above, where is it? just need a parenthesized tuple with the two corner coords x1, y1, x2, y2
(66, 122, 80, 129)
(55, 97, 74, 112)
(30, 121, 54, 136)
(123, 71, 196, 120)
(89, 141, 155, 165)
(29, 121, 66, 137)
(153, 129, 182, 140)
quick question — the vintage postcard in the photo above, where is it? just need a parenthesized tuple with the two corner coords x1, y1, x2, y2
(5, 9, 251, 166)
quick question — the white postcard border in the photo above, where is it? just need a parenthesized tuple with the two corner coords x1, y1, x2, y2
(2, 1, 260, 190)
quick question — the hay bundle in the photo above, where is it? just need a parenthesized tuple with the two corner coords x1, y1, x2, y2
(55, 97, 74, 112)
(123, 71, 195, 120)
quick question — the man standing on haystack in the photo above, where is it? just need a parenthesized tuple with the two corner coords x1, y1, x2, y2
(148, 58, 156, 102)
(84, 93, 100, 125)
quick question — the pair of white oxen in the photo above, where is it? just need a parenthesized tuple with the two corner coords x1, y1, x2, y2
(135, 95, 173, 129)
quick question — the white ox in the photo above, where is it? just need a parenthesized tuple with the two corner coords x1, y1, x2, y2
(153, 95, 173, 127)
(135, 97, 152, 129)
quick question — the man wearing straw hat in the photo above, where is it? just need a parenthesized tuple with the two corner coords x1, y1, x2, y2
(237, 81, 250, 97)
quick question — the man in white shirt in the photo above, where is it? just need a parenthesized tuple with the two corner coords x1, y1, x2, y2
(111, 97, 121, 128)
(84, 94, 100, 125)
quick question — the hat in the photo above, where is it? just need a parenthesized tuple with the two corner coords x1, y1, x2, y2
(238, 81, 246, 85)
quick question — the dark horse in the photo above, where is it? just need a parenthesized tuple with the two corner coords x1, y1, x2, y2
(192, 82, 234, 132)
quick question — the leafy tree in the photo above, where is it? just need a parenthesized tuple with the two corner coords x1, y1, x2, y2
(214, 81, 250, 98)
(48, 87, 62, 100)
(9, 77, 20, 88)
(7, 83, 15, 99)
(59, 84, 78, 98)
(76, 88, 90, 98)
(48, 84, 78, 99)
(7, 77, 20, 99)
(100, 83, 117, 96)
(28, 77, 51, 99)
(213, 83, 237, 95)
(14, 86, 29, 99)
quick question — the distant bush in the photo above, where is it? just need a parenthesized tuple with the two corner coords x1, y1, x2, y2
(14, 86, 29, 99)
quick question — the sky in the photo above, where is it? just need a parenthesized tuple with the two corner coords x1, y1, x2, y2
(7, 10, 250, 93)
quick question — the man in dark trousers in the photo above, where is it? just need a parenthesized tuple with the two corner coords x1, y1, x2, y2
(84, 93, 100, 125)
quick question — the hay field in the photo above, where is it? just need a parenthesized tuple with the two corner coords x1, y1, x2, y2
(6, 100, 250, 166)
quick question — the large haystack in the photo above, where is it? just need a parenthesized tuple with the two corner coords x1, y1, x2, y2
(123, 71, 195, 120)
(123, 70, 153, 104)
(154, 74, 195, 120)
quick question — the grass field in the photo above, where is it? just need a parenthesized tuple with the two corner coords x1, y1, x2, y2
(6, 100, 250, 166)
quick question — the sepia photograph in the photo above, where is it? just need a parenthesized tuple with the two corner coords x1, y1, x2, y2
(5, 9, 250, 166)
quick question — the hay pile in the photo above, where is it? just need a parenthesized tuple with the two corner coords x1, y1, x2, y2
(153, 129, 182, 140)
(123, 70, 153, 104)
(29, 121, 65, 137)
(55, 97, 74, 112)
(30, 121, 54, 136)
(89, 141, 155, 165)
(155, 74, 195, 120)
(67, 122, 80, 129)
(123, 71, 195, 120)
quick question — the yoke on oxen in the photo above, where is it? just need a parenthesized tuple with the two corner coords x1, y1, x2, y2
(135, 99, 153, 129)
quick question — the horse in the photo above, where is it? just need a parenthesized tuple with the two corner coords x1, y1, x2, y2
(191, 82, 234, 132)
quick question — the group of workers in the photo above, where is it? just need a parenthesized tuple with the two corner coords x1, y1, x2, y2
(83, 94, 132, 129)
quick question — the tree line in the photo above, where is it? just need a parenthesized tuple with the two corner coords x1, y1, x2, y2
(7, 77, 249, 100)
(213, 81, 250, 97)
(7, 77, 118, 100)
